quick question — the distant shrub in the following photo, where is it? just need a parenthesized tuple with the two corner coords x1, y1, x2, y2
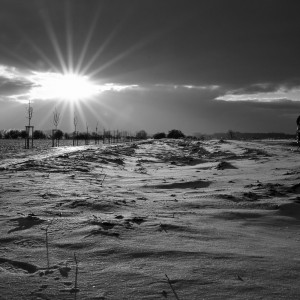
(167, 129, 185, 139)
(186, 135, 197, 140)
(33, 130, 46, 139)
(227, 130, 235, 139)
(64, 132, 70, 140)
(153, 132, 166, 139)
(136, 130, 147, 140)
(4, 129, 21, 139)
(20, 130, 28, 139)
(77, 132, 86, 139)
(53, 129, 64, 140)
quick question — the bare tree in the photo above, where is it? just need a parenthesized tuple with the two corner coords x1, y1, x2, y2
(86, 122, 89, 139)
(26, 100, 33, 126)
(53, 108, 60, 129)
(227, 130, 235, 139)
(95, 121, 98, 134)
(95, 121, 99, 144)
(85, 122, 89, 145)
(73, 113, 78, 132)
(72, 113, 79, 146)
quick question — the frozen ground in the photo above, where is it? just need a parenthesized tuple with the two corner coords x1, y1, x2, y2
(0, 138, 300, 299)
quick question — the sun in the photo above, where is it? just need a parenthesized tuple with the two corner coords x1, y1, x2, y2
(30, 72, 100, 101)
(55, 73, 99, 101)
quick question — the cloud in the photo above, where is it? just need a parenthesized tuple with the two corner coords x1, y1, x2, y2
(216, 82, 300, 103)
(0, 65, 33, 101)
(154, 84, 221, 92)
(97, 83, 139, 93)
(0, 76, 32, 96)
(229, 83, 279, 95)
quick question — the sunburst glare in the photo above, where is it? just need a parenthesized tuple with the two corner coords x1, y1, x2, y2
(29, 72, 99, 102)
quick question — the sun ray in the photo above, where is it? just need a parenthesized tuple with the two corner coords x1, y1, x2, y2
(29, 43, 61, 73)
(88, 29, 166, 78)
(36, 103, 58, 130)
(1, 19, 63, 73)
(75, 4, 103, 74)
(80, 27, 120, 76)
(87, 16, 183, 78)
(68, 100, 76, 131)
(0, 20, 45, 71)
(83, 98, 125, 131)
(79, 99, 103, 127)
(85, 97, 131, 130)
(83, 100, 109, 130)
(40, 8, 68, 73)
(68, 100, 86, 133)
(19, 32, 61, 72)
(80, 7, 136, 76)
(64, 0, 74, 73)
(75, 101, 87, 132)
(79, 16, 129, 76)
(59, 99, 71, 130)
(0, 45, 36, 71)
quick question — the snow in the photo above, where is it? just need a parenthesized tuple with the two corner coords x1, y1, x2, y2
(0, 138, 300, 299)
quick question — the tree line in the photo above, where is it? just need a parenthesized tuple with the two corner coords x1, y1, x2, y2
(0, 129, 47, 139)
(0, 128, 187, 140)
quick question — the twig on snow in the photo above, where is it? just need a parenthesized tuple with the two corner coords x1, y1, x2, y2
(73, 252, 79, 299)
(45, 217, 55, 270)
(100, 174, 106, 186)
(165, 274, 180, 300)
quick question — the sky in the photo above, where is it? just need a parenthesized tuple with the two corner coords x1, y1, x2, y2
(1, 0, 300, 135)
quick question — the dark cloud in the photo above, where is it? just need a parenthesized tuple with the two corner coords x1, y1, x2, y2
(228, 83, 280, 95)
(0, 0, 300, 133)
(223, 79, 300, 96)
(0, 0, 299, 86)
(0, 76, 32, 96)
(244, 99, 300, 111)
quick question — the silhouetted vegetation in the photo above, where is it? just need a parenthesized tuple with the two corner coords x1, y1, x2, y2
(153, 132, 166, 139)
(193, 131, 295, 140)
(227, 130, 235, 139)
(167, 129, 185, 139)
(33, 130, 47, 139)
(3, 129, 27, 139)
(210, 131, 295, 140)
(53, 129, 63, 140)
(64, 132, 70, 139)
(20, 130, 28, 139)
(185, 135, 198, 140)
(136, 130, 147, 139)
(0, 125, 295, 146)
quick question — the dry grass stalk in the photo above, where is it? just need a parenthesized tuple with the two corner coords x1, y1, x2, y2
(165, 274, 180, 300)
(45, 227, 49, 270)
(100, 174, 106, 186)
(73, 252, 79, 299)
(45, 217, 55, 270)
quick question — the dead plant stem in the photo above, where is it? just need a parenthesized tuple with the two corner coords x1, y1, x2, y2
(165, 274, 180, 300)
